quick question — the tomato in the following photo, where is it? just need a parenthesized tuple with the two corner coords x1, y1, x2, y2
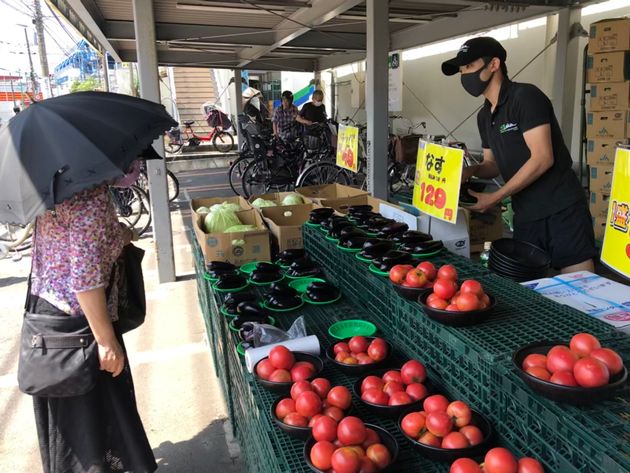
(590, 348, 624, 375)
(334, 342, 351, 355)
(362, 428, 381, 449)
(484, 447, 518, 473)
(549, 370, 578, 386)
(433, 278, 458, 300)
(456, 293, 480, 311)
(312, 415, 338, 442)
(283, 412, 308, 427)
(359, 456, 377, 473)
(324, 406, 345, 422)
(388, 391, 413, 406)
(327, 386, 353, 410)
(480, 293, 490, 306)
(418, 431, 441, 447)
(256, 359, 275, 380)
(310, 440, 336, 470)
(295, 391, 322, 418)
(518, 457, 545, 473)
(573, 356, 610, 387)
(428, 297, 449, 310)
(525, 366, 551, 381)
(268, 345, 295, 370)
(382, 370, 403, 384)
(522, 354, 547, 371)
(401, 411, 426, 438)
(367, 338, 388, 362)
(460, 279, 484, 297)
(366, 443, 391, 470)
(445, 304, 460, 311)
(406, 383, 429, 401)
(349, 336, 369, 354)
(361, 375, 385, 393)
(405, 268, 428, 288)
(450, 458, 483, 473)
(290, 380, 313, 400)
(389, 264, 414, 284)
(275, 398, 296, 419)
(362, 388, 389, 405)
(332, 447, 361, 473)
(446, 400, 472, 428)
(423, 394, 450, 413)
(269, 369, 292, 383)
(311, 378, 332, 399)
(356, 353, 374, 365)
(459, 425, 484, 446)
(343, 356, 359, 365)
(337, 416, 367, 446)
(336, 351, 351, 362)
(426, 411, 454, 437)
(417, 261, 437, 281)
(569, 333, 601, 357)
(383, 381, 405, 396)
(441, 431, 470, 449)
(545, 345, 577, 374)
(437, 264, 458, 281)
(401, 359, 427, 384)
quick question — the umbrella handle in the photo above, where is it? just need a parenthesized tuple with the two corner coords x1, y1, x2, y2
(49, 165, 69, 213)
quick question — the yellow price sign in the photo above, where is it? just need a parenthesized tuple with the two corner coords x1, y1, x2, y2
(601, 147, 630, 279)
(412, 140, 464, 223)
(336, 125, 359, 173)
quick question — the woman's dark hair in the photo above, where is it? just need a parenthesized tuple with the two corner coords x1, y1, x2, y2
(281, 90, 293, 104)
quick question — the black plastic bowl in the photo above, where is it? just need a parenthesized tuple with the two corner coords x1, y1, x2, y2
(254, 352, 324, 393)
(392, 281, 432, 301)
(271, 398, 354, 441)
(325, 337, 393, 375)
(304, 423, 399, 473)
(512, 341, 628, 405)
(398, 410, 493, 462)
(418, 292, 497, 327)
(353, 369, 426, 417)
(491, 238, 551, 269)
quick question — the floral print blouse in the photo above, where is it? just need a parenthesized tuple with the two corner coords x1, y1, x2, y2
(31, 185, 124, 320)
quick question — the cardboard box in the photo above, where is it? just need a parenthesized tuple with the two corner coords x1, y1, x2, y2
(463, 206, 504, 251)
(586, 51, 630, 83)
(260, 204, 314, 252)
(589, 191, 612, 218)
(588, 18, 630, 54)
(585, 110, 628, 139)
(190, 195, 251, 218)
(248, 191, 311, 207)
(586, 138, 627, 165)
(418, 208, 470, 258)
(589, 164, 614, 195)
(593, 215, 607, 240)
(590, 82, 630, 111)
(193, 209, 271, 264)
(295, 184, 368, 208)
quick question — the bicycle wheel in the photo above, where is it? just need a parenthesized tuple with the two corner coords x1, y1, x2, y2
(228, 156, 253, 196)
(213, 131, 234, 153)
(241, 159, 293, 198)
(164, 135, 183, 154)
(295, 162, 351, 188)
(113, 186, 152, 236)
(167, 169, 180, 202)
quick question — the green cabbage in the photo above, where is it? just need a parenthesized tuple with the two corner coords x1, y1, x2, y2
(224, 224, 256, 233)
(252, 198, 277, 208)
(204, 206, 241, 233)
(210, 202, 241, 213)
(196, 206, 210, 215)
(281, 193, 304, 205)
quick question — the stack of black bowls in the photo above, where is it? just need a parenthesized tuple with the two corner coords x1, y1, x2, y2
(488, 238, 550, 282)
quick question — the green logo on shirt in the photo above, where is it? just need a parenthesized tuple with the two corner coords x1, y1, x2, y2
(499, 122, 519, 133)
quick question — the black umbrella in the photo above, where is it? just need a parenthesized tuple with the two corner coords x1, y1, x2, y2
(0, 91, 177, 224)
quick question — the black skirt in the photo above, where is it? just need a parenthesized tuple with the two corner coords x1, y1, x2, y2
(31, 298, 157, 473)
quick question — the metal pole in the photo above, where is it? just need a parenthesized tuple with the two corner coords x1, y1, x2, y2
(366, 0, 389, 199)
(23, 27, 39, 96)
(132, 0, 176, 283)
(102, 50, 110, 92)
(33, 0, 52, 97)
(232, 69, 243, 139)
(10, 78, 16, 107)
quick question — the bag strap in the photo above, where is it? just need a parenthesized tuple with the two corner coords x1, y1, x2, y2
(24, 221, 36, 313)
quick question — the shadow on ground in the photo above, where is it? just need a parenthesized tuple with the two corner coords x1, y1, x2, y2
(0, 276, 27, 288)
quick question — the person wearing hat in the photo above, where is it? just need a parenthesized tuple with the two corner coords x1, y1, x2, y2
(442, 37, 596, 273)
(272, 90, 299, 141)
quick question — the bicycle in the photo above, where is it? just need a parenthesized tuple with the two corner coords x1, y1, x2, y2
(110, 185, 152, 237)
(164, 110, 234, 154)
(136, 165, 180, 203)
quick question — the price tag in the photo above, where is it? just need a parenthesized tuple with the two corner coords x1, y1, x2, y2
(336, 124, 359, 173)
(601, 147, 630, 280)
(412, 140, 464, 223)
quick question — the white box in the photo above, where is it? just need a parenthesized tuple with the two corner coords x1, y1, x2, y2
(417, 208, 470, 258)
(378, 201, 420, 231)
(522, 271, 630, 334)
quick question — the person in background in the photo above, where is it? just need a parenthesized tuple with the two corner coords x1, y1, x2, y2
(296, 89, 327, 128)
(272, 90, 299, 141)
(13, 106, 21, 115)
(441, 36, 596, 274)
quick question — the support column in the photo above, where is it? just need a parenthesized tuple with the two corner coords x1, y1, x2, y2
(101, 50, 110, 92)
(366, 0, 389, 199)
(231, 69, 243, 140)
(132, 0, 176, 283)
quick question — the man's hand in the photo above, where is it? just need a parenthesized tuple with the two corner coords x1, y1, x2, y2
(467, 189, 502, 213)
(462, 165, 479, 182)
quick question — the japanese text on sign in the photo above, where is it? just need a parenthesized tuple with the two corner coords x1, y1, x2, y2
(336, 125, 359, 173)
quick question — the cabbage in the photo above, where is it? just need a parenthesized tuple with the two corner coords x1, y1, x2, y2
(210, 202, 241, 213)
(196, 206, 210, 215)
(204, 206, 241, 233)
(224, 224, 256, 233)
(281, 193, 304, 205)
(252, 198, 277, 208)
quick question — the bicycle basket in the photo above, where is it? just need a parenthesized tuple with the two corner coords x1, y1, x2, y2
(167, 126, 181, 141)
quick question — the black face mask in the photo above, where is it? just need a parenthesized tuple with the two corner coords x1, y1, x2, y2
(461, 60, 493, 97)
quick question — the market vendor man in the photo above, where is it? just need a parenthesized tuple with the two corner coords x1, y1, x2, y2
(441, 37, 597, 274)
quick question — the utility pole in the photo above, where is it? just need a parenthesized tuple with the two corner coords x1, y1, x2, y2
(32, 0, 52, 97)
(22, 26, 39, 97)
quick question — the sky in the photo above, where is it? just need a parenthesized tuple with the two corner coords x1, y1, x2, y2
(0, 0, 80, 78)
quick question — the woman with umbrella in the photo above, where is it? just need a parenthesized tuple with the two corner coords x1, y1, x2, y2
(1, 92, 176, 473)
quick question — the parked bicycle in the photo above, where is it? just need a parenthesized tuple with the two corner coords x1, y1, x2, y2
(110, 185, 152, 237)
(136, 164, 180, 203)
(165, 106, 234, 154)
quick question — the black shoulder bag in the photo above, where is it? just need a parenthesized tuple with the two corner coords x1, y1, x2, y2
(115, 243, 147, 334)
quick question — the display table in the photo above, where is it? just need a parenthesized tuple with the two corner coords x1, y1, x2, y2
(192, 225, 630, 473)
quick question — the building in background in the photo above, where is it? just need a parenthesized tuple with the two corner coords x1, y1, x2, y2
(53, 39, 115, 94)
(0, 74, 42, 124)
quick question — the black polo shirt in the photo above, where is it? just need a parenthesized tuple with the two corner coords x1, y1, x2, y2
(477, 79, 584, 223)
(299, 102, 327, 124)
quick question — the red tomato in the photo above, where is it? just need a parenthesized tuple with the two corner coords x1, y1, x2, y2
(361, 375, 385, 393)
(323, 406, 345, 422)
(428, 296, 449, 310)
(423, 394, 450, 413)
(383, 381, 405, 397)
(349, 336, 369, 354)
(405, 268, 428, 288)
(590, 348, 624, 375)
(460, 279, 484, 297)
(522, 354, 547, 371)
(359, 456, 377, 473)
(450, 458, 483, 473)
(327, 386, 352, 410)
(310, 440, 336, 470)
(310, 378, 332, 399)
(343, 356, 359, 365)
(291, 362, 315, 381)
(417, 261, 437, 281)
(480, 293, 490, 306)
(336, 351, 351, 362)
(401, 359, 427, 384)
(283, 412, 308, 427)
(426, 411, 454, 437)
(418, 431, 441, 447)
(334, 342, 351, 355)
(437, 264, 458, 282)
(312, 415, 338, 442)
(366, 443, 391, 470)
(401, 412, 426, 438)
(382, 370, 403, 384)
(573, 356, 610, 387)
(433, 278, 458, 301)
(256, 359, 275, 380)
(269, 369, 292, 383)
(389, 264, 414, 284)
(546, 346, 578, 374)
(356, 353, 374, 365)
(295, 391, 322, 418)
(406, 382, 429, 401)
(441, 431, 470, 449)
(309, 414, 324, 427)
(484, 447, 518, 473)
(525, 366, 551, 381)
(456, 293, 480, 311)
(445, 304, 460, 311)
(549, 370, 578, 386)
(337, 416, 367, 446)
(388, 391, 413, 406)
(268, 345, 295, 370)
(518, 457, 545, 473)
(291, 380, 313, 400)
(459, 425, 484, 446)
(362, 428, 381, 449)
(446, 400, 472, 428)
(367, 338, 388, 361)
(362, 388, 390, 405)
(569, 333, 601, 357)
(275, 398, 296, 419)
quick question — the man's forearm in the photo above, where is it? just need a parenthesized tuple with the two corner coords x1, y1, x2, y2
(496, 157, 552, 201)
(471, 160, 500, 179)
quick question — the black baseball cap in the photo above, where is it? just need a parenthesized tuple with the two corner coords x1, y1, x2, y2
(441, 37, 507, 76)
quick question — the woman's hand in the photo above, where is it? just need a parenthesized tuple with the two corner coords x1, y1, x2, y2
(98, 337, 125, 377)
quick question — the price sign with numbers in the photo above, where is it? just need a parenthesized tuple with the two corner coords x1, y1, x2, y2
(412, 140, 464, 224)
(336, 125, 359, 173)
(601, 146, 630, 280)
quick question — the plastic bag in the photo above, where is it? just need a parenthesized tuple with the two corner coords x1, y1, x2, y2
(253, 316, 307, 347)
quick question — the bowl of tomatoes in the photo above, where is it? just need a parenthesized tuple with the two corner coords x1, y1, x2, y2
(254, 346, 324, 393)
(326, 336, 392, 375)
